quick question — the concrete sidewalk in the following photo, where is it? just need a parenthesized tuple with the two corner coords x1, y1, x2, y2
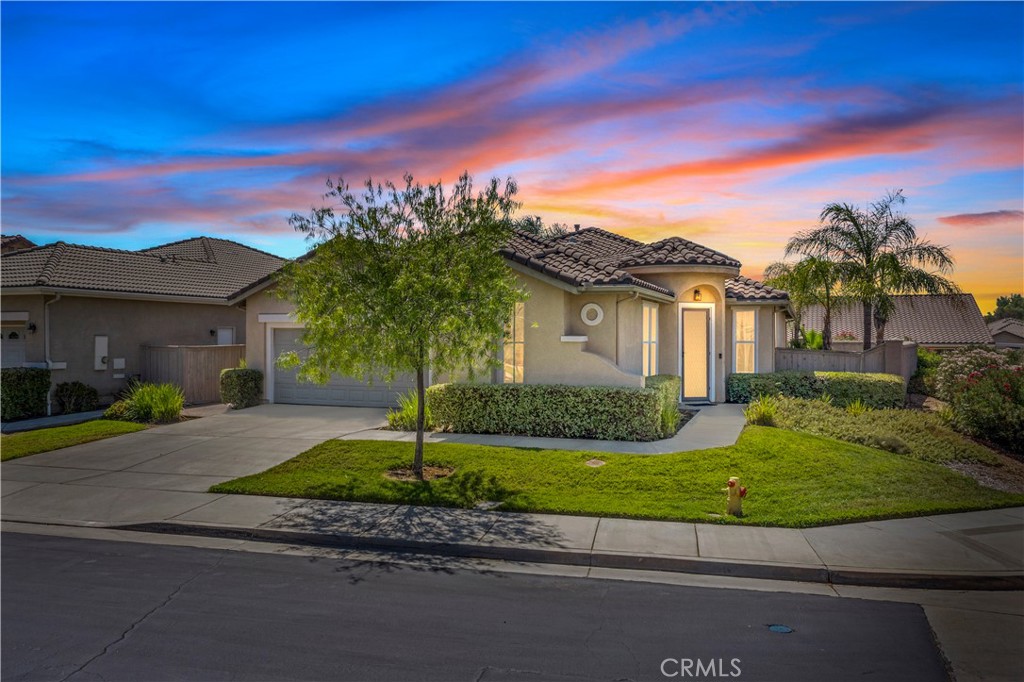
(2, 402, 1020, 588)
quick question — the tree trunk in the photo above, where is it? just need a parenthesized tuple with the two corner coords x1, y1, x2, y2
(413, 361, 425, 481)
(874, 310, 886, 347)
(822, 307, 832, 351)
(862, 300, 873, 350)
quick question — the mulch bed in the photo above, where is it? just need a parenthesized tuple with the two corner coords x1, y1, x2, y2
(385, 465, 455, 482)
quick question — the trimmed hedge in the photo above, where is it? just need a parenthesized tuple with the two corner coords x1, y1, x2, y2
(54, 381, 99, 414)
(220, 368, 263, 409)
(428, 382, 665, 441)
(1, 367, 51, 421)
(727, 370, 905, 409)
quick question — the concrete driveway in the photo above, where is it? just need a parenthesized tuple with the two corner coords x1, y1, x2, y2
(0, 405, 386, 525)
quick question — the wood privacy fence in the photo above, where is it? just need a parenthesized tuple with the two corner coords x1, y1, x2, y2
(141, 345, 245, 404)
(775, 340, 918, 383)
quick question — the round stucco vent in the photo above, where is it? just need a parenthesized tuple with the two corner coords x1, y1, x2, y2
(581, 303, 604, 326)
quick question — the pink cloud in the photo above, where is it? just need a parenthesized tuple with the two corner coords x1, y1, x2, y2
(937, 210, 1024, 228)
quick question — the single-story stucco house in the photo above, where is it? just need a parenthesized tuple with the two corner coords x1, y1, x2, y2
(802, 294, 993, 350)
(1, 237, 284, 405)
(242, 226, 792, 406)
(989, 318, 1024, 349)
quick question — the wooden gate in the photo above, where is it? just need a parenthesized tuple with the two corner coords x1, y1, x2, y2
(141, 345, 245, 404)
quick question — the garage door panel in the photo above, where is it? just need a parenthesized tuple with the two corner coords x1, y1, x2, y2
(272, 328, 415, 407)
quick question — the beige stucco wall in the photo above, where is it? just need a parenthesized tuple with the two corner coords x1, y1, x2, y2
(243, 285, 296, 377)
(2, 293, 245, 402)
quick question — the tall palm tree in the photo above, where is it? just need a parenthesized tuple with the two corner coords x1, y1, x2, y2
(764, 256, 842, 350)
(786, 190, 959, 350)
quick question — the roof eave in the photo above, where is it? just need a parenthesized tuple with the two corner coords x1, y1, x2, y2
(623, 264, 741, 276)
(0, 286, 234, 306)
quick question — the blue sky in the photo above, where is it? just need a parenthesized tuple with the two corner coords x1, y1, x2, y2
(2, 1, 1022, 309)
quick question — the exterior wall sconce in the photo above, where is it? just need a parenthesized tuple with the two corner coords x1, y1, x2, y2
(693, 288, 702, 302)
(27, 322, 37, 333)
(209, 329, 217, 337)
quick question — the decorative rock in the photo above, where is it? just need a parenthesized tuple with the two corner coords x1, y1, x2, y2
(585, 459, 606, 468)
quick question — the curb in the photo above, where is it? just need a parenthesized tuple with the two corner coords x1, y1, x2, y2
(116, 521, 1024, 591)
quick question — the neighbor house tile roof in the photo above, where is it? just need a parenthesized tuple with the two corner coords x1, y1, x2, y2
(989, 318, 1024, 340)
(1, 236, 284, 301)
(503, 226, 785, 302)
(725, 275, 789, 302)
(1, 234, 36, 254)
(802, 294, 993, 345)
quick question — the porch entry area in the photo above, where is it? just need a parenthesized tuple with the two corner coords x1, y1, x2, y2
(679, 303, 714, 402)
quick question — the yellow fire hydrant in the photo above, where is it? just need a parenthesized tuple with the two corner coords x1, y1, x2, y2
(724, 477, 748, 517)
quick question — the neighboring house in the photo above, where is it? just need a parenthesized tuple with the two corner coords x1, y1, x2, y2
(802, 294, 993, 349)
(988, 318, 1024, 349)
(1, 234, 36, 254)
(242, 226, 791, 406)
(1, 237, 284, 405)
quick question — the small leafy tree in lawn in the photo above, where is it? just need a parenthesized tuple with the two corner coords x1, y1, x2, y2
(788, 190, 959, 350)
(279, 172, 526, 479)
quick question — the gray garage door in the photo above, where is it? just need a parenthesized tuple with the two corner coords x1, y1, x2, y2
(272, 328, 416, 407)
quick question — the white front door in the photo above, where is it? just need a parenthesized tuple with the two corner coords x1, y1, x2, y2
(679, 303, 715, 402)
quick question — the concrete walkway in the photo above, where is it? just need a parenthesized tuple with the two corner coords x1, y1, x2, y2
(2, 403, 1021, 588)
(1, 409, 107, 434)
(342, 403, 747, 454)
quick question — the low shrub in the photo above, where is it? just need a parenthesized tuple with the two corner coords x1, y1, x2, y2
(908, 347, 943, 397)
(946, 364, 1024, 453)
(103, 400, 131, 421)
(645, 374, 682, 437)
(744, 395, 778, 426)
(0, 367, 51, 421)
(387, 390, 433, 431)
(123, 381, 184, 423)
(219, 368, 263, 409)
(772, 397, 998, 464)
(726, 371, 820, 403)
(428, 382, 663, 441)
(726, 370, 905, 408)
(935, 347, 1014, 401)
(54, 381, 99, 414)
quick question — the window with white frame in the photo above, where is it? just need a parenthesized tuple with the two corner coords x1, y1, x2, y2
(642, 302, 658, 376)
(733, 309, 756, 373)
(503, 301, 525, 383)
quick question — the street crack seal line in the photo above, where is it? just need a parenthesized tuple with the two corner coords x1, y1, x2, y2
(57, 553, 228, 681)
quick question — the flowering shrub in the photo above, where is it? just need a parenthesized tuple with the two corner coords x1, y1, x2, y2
(934, 347, 1014, 401)
(946, 364, 1024, 453)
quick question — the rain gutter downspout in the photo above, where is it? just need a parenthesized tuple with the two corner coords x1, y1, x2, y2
(44, 294, 61, 415)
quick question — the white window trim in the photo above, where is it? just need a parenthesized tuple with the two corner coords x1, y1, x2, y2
(732, 308, 758, 374)
(642, 301, 659, 377)
(677, 302, 716, 402)
(503, 302, 525, 384)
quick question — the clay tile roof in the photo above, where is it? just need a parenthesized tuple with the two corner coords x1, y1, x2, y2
(725, 275, 789, 302)
(546, 227, 643, 258)
(1, 237, 284, 301)
(502, 229, 671, 296)
(988, 318, 1024, 339)
(0, 234, 37, 254)
(616, 236, 741, 269)
(802, 294, 993, 345)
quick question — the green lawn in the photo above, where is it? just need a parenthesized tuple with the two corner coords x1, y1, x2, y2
(0, 420, 147, 461)
(210, 427, 1024, 527)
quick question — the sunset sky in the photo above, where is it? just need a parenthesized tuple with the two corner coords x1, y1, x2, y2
(2, 1, 1022, 313)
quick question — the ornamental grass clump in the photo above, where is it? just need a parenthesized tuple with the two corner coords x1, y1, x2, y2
(744, 395, 779, 427)
(122, 381, 184, 423)
(386, 390, 433, 431)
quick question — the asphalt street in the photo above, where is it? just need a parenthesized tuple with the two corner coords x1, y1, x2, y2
(1, 532, 949, 682)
